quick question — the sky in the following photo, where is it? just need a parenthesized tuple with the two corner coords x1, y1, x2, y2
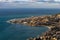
(0, 0, 60, 2)
(0, 0, 60, 8)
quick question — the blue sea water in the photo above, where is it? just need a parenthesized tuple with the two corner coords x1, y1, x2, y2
(0, 8, 60, 40)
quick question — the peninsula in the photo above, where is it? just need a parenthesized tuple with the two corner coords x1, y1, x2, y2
(7, 13, 60, 40)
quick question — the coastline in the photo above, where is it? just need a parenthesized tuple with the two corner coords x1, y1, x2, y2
(7, 13, 60, 40)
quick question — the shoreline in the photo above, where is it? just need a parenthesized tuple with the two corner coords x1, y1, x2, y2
(7, 13, 60, 40)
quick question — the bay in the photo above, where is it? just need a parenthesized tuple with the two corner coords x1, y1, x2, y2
(0, 8, 60, 40)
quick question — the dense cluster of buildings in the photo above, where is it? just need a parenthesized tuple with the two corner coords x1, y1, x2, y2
(7, 13, 60, 40)
(27, 23, 60, 40)
(8, 13, 60, 26)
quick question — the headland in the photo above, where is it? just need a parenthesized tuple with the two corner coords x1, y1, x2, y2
(7, 13, 60, 40)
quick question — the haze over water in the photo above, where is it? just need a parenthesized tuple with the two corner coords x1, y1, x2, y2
(0, 8, 60, 40)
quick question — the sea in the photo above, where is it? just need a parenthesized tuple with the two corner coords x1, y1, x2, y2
(0, 8, 60, 40)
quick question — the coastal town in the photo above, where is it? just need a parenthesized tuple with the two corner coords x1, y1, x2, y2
(27, 23, 60, 40)
(7, 13, 60, 40)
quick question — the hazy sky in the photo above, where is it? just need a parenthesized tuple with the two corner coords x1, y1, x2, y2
(0, 0, 60, 8)
(0, 0, 60, 2)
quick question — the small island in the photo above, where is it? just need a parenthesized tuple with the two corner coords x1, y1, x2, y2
(7, 13, 60, 40)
